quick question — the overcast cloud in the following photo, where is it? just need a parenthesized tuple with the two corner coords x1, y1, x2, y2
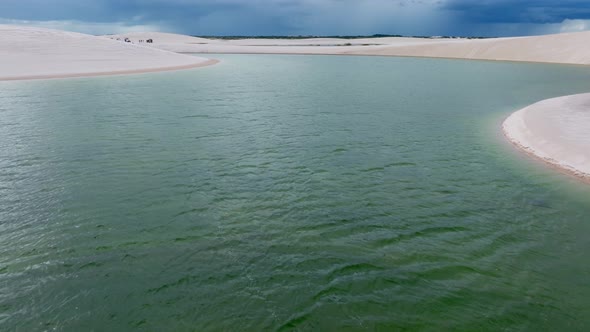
(0, 0, 589, 36)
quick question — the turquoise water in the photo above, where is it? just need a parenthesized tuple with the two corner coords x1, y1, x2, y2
(2, 55, 590, 331)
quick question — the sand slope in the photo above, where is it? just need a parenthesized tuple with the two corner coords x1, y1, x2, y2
(503, 94, 590, 179)
(0, 25, 215, 80)
(111, 31, 590, 65)
(351, 32, 590, 65)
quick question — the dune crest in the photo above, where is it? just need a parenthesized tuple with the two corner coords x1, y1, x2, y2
(0, 25, 216, 81)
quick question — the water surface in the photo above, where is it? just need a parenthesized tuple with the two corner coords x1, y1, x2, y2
(2, 55, 590, 331)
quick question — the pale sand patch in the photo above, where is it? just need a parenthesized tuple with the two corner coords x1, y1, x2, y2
(0, 25, 217, 81)
(111, 32, 441, 48)
(110, 32, 454, 55)
(503, 94, 590, 180)
(112, 30, 590, 66)
(347, 32, 590, 65)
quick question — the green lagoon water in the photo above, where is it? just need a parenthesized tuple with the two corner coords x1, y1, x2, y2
(2, 55, 590, 331)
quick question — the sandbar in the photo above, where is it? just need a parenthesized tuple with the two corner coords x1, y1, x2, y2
(503, 94, 590, 180)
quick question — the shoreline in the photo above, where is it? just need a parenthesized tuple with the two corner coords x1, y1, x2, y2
(6, 48, 587, 185)
(502, 94, 590, 184)
(2, 24, 588, 184)
(183, 51, 590, 68)
(183, 51, 590, 184)
(0, 59, 219, 82)
(502, 124, 590, 186)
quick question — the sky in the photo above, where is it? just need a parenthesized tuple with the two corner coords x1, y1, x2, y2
(0, 0, 589, 37)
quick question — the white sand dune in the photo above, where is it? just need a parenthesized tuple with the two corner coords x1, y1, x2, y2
(503, 94, 590, 180)
(110, 32, 453, 54)
(107, 31, 213, 45)
(111, 30, 590, 66)
(0, 25, 216, 80)
(349, 32, 590, 65)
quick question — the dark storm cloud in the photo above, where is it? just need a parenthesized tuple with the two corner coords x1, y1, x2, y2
(0, 0, 589, 36)
(444, 0, 590, 24)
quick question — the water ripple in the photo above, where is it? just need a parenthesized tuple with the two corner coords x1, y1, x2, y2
(1, 55, 590, 330)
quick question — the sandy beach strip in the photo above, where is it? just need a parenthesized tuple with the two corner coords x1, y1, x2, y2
(113, 30, 590, 65)
(503, 94, 590, 180)
(0, 25, 217, 81)
(0, 59, 219, 81)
